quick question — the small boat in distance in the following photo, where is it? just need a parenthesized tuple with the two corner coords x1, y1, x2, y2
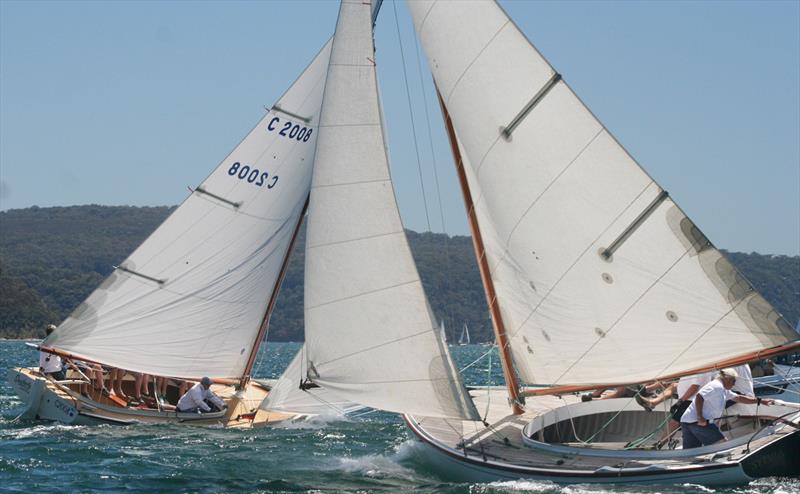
(458, 323, 470, 346)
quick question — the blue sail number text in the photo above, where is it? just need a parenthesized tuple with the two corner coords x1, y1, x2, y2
(228, 162, 278, 188)
(268, 117, 313, 142)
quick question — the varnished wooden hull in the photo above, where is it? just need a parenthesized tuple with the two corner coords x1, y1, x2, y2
(8, 367, 307, 428)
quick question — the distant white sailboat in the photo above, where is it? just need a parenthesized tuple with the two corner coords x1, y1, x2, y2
(457, 323, 470, 346)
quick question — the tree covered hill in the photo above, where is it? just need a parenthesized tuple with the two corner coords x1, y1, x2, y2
(1, 205, 798, 341)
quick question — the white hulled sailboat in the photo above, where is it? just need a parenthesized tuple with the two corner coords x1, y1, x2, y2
(292, 0, 799, 485)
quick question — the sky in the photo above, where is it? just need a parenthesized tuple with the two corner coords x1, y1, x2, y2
(1, 0, 798, 255)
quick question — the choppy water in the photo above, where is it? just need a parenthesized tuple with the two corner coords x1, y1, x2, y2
(1, 341, 797, 493)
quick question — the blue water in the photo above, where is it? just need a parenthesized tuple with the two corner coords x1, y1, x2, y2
(1, 341, 796, 493)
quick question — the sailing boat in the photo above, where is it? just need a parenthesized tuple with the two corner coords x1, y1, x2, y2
(290, 0, 799, 485)
(458, 323, 471, 346)
(7, 33, 349, 426)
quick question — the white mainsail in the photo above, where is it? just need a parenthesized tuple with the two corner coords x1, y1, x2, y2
(409, 0, 797, 387)
(302, 0, 478, 421)
(44, 41, 333, 380)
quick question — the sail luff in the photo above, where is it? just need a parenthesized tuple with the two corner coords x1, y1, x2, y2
(240, 196, 310, 385)
(436, 87, 523, 415)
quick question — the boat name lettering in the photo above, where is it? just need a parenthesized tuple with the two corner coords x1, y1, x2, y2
(267, 117, 313, 142)
(53, 399, 75, 417)
(227, 162, 279, 189)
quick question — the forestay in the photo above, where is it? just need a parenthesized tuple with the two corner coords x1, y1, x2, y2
(302, 0, 478, 421)
(409, 0, 798, 387)
(44, 41, 333, 379)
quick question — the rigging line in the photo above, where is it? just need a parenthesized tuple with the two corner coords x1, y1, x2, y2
(459, 344, 496, 374)
(552, 245, 693, 385)
(392, 0, 431, 232)
(413, 24, 446, 233)
(483, 345, 494, 423)
(298, 389, 348, 416)
(412, 23, 456, 332)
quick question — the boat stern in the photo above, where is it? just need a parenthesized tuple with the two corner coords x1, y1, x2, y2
(6, 367, 80, 423)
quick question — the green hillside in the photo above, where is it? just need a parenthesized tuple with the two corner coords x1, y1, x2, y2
(1, 205, 798, 342)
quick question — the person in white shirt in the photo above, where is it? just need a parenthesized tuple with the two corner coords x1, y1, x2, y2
(39, 324, 65, 381)
(680, 368, 772, 448)
(176, 377, 226, 413)
(636, 371, 715, 447)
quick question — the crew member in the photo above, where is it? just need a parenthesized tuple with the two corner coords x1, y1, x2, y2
(680, 368, 772, 448)
(176, 377, 226, 413)
(39, 324, 65, 380)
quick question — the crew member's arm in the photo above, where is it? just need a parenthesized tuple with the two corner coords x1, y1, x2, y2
(191, 386, 211, 412)
(679, 384, 699, 402)
(734, 395, 773, 406)
(695, 395, 707, 426)
(207, 390, 226, 410)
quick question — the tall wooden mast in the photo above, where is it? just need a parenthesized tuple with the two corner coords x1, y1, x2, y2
(239, 197, 309, 388)
(435, 89, 523, 415)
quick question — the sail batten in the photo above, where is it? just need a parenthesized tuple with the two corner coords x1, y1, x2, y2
(410, 0, 798, 387)
(302, 0, 479, 421)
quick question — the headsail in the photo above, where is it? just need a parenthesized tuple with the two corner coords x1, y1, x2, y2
(302, 0, 479, 421)
(44, 40, 333, 380)
(260, 345, 362, 415)
(409, 0, 798, 387)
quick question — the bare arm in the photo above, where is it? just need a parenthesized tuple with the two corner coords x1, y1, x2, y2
(696, 395, 707, 426)
(679, 384, 699, 402)
(734, 395, 773, 406)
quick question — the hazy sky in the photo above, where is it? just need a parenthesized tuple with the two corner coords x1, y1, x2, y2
(1, 0, 798, 255)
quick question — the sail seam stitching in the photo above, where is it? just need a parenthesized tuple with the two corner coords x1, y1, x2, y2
(444, 20, 510, 106)
(306, 229, 404, 250)
(305, 278, 419, 311)
(318, 123, 381, 128)
(503, 128, 604, 249)
(311, 178, 390, 189)
(311, 328, 433, 367)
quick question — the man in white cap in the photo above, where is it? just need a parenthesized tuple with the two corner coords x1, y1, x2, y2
(680, 368, 772, 448)
(39, 324, 65, 381)
(176, 377, 226, 414)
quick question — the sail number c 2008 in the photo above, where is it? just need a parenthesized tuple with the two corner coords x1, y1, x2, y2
(228, 162, 278, 189)
(267, 117, 313, 142)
